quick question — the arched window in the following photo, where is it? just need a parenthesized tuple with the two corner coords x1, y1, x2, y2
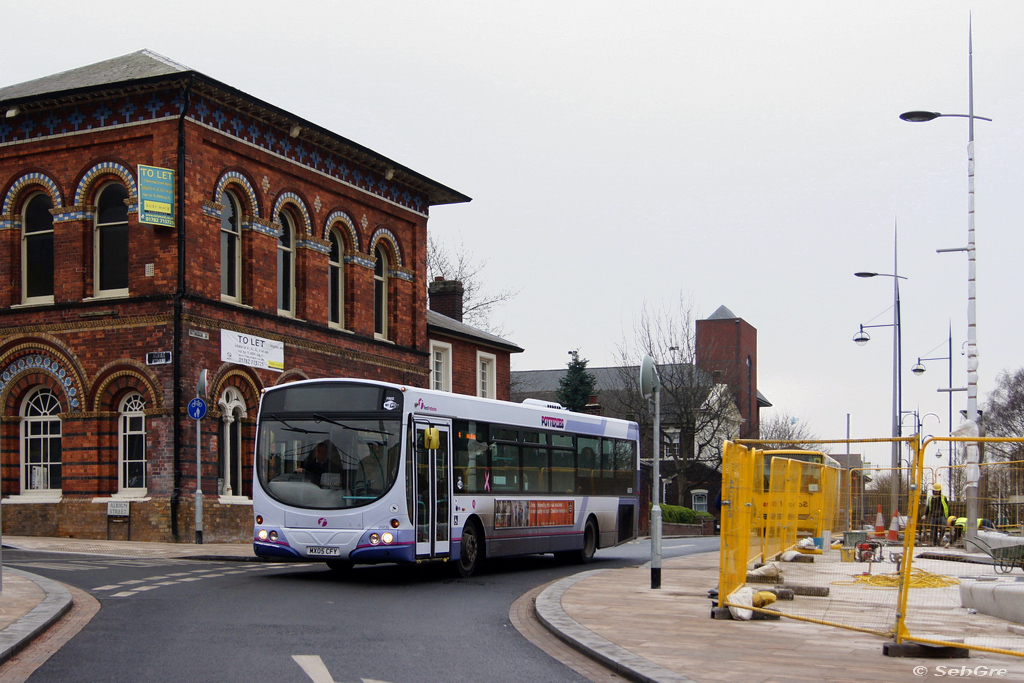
(95, 183, 130, 296)
(374, 245, 389, 339)
(219, 387, 249, 498)
(21, 388, 62, 492)
(328, 228, 345, 328)
(119, 393, 147, 493)
(277, 212, 295, 317)
(23, 192, 55, 304)
(221, 191, 242, 302)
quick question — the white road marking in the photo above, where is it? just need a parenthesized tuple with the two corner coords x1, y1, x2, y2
(292, 655, 336, 683)
(89, 561, 292, 598)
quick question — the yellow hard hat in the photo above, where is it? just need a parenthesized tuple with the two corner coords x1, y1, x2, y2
(933, 483, 942, 491)
(948, 516, 957, 525)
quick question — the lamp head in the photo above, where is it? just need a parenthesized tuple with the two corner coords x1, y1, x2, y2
(900, 111, 942, 123)
(853, 327, 870, 346)
(911, 360, 926, 376)
(854, 272, 878, 278)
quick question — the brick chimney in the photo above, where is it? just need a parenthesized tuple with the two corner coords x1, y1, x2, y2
(428, 277, 464, 322)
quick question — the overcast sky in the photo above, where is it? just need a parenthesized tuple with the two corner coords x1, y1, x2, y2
(4, 1, 1022, 468)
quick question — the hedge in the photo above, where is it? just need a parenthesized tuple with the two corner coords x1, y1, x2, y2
(659, 504, 715, 524)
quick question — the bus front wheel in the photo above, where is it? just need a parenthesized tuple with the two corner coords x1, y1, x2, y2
(457, 519, 484, 578)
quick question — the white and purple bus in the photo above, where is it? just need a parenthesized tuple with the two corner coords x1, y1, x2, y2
(252, 378, 640, 576)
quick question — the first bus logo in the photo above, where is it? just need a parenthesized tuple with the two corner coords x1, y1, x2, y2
(541, 415, 565, 430)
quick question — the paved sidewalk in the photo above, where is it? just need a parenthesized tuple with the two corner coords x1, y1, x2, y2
(537, 551, 1024, 683)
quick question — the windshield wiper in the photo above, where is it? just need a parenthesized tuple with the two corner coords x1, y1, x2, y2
(267, 414, 327, 435)
(313, 414, 390, 436)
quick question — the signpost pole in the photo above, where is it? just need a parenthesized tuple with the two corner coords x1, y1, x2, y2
(195, 370, 208, 544)
(640, 355, 662, 590)
(195, 413, 203, 544)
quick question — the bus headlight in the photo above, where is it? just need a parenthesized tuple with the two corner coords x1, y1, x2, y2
(257, 529, 268, 541)
(369, 533, 381, 545)
(269, 531, 278, 542)
(382, 532, 394, 544)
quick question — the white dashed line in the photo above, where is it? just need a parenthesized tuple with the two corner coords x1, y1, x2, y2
(94, 562, 293, 598)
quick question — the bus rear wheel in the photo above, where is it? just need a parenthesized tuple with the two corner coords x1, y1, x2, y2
(457, 520, 483, 577)
(557, 518, 598, 565)
(579, 518, 598, 563)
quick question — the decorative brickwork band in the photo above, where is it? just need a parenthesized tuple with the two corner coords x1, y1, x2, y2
(324, 211, 360, 252)
(0, 351, 84, 411)
(368, 229, 403, 268)
(214, 171, 260, 218)
(272, 192, 312, 236)
(2, 172, 63, 215)
(74, 161, 139, 206)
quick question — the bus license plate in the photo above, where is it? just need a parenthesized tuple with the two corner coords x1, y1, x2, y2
(307, 546, 340, 557)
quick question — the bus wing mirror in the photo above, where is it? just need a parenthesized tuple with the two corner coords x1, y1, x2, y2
(423, 427, 440, 450)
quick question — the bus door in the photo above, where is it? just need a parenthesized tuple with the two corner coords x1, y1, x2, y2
(414, 420, 452, 559)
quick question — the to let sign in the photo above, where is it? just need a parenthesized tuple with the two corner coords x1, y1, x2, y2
(221, 329, 284, 372)
(138, 164, 175, 227)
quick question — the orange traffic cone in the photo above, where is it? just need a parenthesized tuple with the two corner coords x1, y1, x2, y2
(887, 510, 900, 542)
(874, 506, 885, 538)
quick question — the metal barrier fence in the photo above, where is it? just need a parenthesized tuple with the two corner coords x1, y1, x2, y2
(719, 436, 1024, 660)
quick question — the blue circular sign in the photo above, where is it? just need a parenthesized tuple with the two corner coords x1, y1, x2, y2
(188, 397, 207, 420)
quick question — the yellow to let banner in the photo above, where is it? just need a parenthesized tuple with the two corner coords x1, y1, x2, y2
(144, 200, 172, 214)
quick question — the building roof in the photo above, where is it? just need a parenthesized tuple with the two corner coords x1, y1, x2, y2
(0, 50, 470, 208)
(0, 50, 189, 100)
(426, 310, 523, 353)
(512, 365, 772, 407)
(512, 365, 650, 394)
(707, 305, 738, 320)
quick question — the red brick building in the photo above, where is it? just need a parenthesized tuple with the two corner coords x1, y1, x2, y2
(695, 305, 760, 440)
(0, 51, 507, 542)
(427, 278, 523, 399)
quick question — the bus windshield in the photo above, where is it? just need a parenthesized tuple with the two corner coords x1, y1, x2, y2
(256, 415, 402, 510)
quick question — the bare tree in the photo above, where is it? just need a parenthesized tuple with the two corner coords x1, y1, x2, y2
(611, 295, 742, 506)
(984, 368, 1024, 454)
(753, 412, 829, 453)
(980, 368, 1024, 517)
(427, 234, 519, 333)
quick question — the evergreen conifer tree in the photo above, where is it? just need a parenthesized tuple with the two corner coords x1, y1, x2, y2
(557, 350, 596, 412)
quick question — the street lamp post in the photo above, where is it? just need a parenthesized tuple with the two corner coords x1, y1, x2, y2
(900, 23, 991, 543)
(853, 237, 905, 519)
(912, 326, 966, 492)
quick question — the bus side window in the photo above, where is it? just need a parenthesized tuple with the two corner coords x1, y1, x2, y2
(577, 437, 599, 495)
(522, 446, 549, 493)
(492, 443, 520, 491)
(551, 449, 574, 493)
(454, 421, 489, 493)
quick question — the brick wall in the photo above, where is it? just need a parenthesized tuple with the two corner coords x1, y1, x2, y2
(2, 497, 254, 543)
